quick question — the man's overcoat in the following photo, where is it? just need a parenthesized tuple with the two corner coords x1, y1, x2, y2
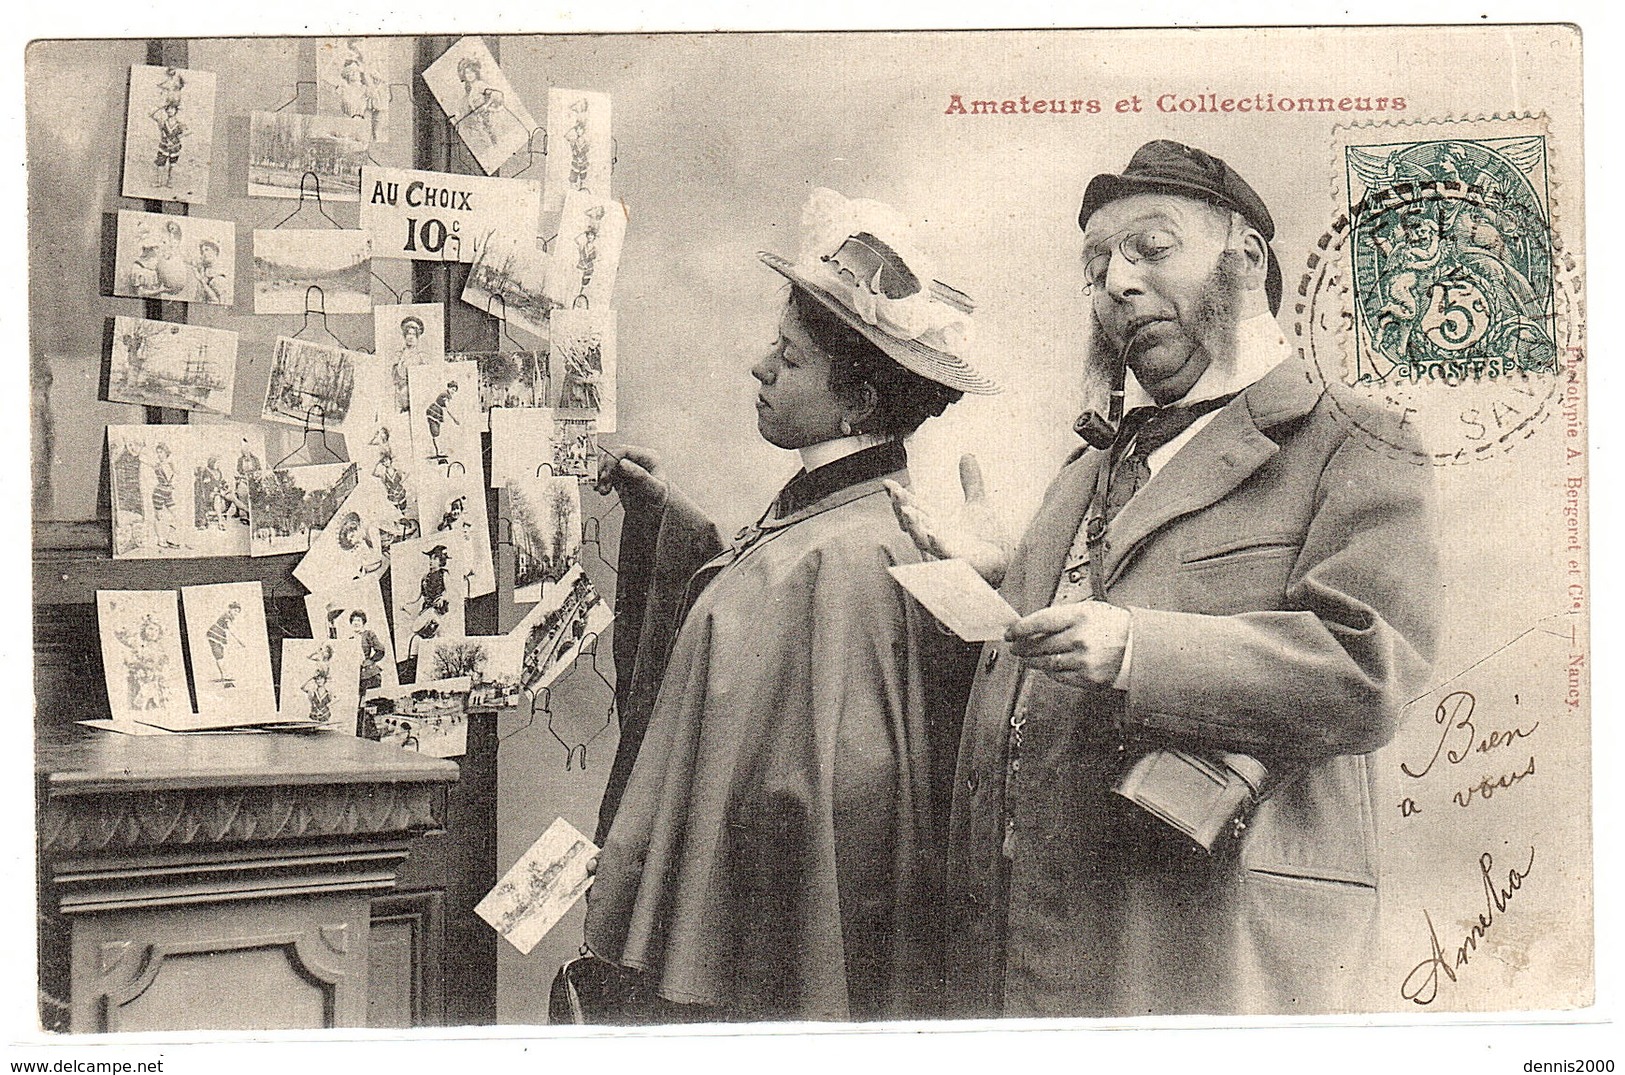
(945, 359, 1439, 1017)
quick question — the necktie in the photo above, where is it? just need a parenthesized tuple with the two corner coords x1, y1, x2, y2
(1102, 394, 1238, 523)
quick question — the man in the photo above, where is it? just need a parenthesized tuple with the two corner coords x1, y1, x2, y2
(892, 141, 1439, 1016)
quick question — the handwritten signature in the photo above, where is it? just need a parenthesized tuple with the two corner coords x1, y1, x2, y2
(1399, 691, 1539, 812)
(1400, 846, 1536, 1005)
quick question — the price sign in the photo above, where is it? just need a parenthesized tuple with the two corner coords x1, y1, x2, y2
(360, 166, 542, 264)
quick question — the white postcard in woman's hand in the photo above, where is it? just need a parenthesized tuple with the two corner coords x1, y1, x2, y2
(888, 558, 1018, 642)
(476, 817, 598, 955)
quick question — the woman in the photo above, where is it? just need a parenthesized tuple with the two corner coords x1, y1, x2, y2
(585, 189, 998, 1022)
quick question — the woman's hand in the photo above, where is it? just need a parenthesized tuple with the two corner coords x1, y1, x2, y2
(596, 445, 668, 504)
(884, 454, 1011, 587)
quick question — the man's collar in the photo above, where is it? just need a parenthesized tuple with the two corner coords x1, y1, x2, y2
(1122, 312, 1288, 410)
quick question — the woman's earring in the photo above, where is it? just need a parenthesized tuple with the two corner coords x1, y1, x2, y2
(840, 417, 853, 437)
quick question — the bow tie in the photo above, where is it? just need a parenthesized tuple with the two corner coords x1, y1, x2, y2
(1104, 393, 1239, 523)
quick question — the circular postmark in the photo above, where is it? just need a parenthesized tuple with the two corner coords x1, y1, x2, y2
(1294, 138, 1582, 466)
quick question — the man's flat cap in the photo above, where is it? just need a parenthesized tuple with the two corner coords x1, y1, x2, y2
(1078, 140, 1282, 314)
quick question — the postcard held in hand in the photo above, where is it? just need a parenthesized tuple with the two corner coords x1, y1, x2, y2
(476, 818, 599, 955)
(889, 559, 1018, 642)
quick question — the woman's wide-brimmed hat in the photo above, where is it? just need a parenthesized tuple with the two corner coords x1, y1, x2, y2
(759, 188, 1000, 395)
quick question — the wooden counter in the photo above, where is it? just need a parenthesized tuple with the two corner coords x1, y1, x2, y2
(37, 724, 460, 1033)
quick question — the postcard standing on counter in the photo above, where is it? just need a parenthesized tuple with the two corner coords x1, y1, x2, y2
(180, 581, 276, 720)
(96, 589, 192, 724)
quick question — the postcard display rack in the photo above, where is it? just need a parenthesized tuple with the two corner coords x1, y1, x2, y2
(34, 36, 627, 1033)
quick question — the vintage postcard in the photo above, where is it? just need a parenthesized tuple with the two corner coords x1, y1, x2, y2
(454, 350, 549, 429)
(245, 460, 356, 557)
(277, 637, 362, 728)
(247, 111, 370, 203)
(187, 421, 268, 558)
(502, 474, 582, 605)
(407, 360, 481, 477)
(542, 88, 611, 213)
(514, 564, 612, 694)
(107, 316, 238, 416)
(551, 412, 598, 480)
(304, 576, 400, 694)
(421, 36, 538, 175)
(549, 307, 616, 432)
(96, 589, 192, 724)
(121, 64, 216, 204)
(341, 354, 424, 545)
(543, 191, 626, 311)
(315, 37, 390, 143)
(260, 335, 362, 427)
(462, 231, 555, 340)
(180, 580, 276, 720)
(359, 166, 542, 264)
(388, 531, 468, 662)
(476, 818, 599, 955)
(417, 634, 526, 710)
(251, 228, 371, 315)
(361, 677, 471, 758)
(373, 302, 446, 412)
(417, 468, 496, 599)
(111, 209, 235, 306)
(106, 423, 196, 559)
(24, 22, 1600, 1046)
(292, 480, 390, 590)
(889, 559, 1019, 643)
(489, 405, 554, 487)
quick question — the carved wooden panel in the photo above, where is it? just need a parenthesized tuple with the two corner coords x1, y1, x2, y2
(71, 895, 370, 1032)
(367, 889, 445, 1027)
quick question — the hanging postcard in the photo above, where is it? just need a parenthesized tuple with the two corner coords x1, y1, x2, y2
(106, 423, 196, 559)
(360, 678, 471, 758)
(181, 581, 277, 720)
(187, 422, 268, 558)
(549, 308, 616, 432)
(107, 316, 239, 416)
(373, 302, 446, 414)
(96, 589, 192, 724)
(543, 89, 611, 213)
(462, 231, 554, 339)
(252, 229, 371, 315)
(453, 350, 549, 429)
(553, 412, 598, 480)
(389, 532, 468, 663)
(418, 634, 526, 710)
(305, 576, 400, 694)
(315, 38, 390, 143)
(490, 406, 554, 487)
(247, 112, 369, 203)
(502, 474, 582, 605)
(293, 481, 391, 589)
(261, 335, 362, 427)
(418, 469, 496, 599)
(278, 637, 361, 728)
(342, 354, 423, 545)
(121, 64, 217, 205)
(360, 165, 542, 264)
(543, 192, 626, 311)
(112, 210, 235, 306)
(407, 360, 481, 477)
(514, 564, 613, 694)
(421, 36, 537, 176)
(245, 460, 357, 557)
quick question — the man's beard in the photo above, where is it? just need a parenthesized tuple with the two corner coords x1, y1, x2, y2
(1085, 250, 1247, 400)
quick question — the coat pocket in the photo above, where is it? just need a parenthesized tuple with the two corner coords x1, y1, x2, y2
(1234, 867, 1378, 1012)
(1176, 534, 1297, 616)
